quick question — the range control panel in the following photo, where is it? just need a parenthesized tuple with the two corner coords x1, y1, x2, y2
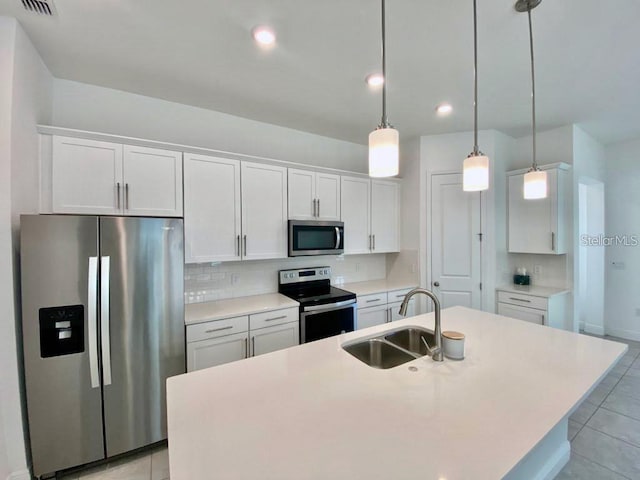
(279, 266, 332, 285)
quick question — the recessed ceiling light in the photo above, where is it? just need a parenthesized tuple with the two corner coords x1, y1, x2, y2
(252, 26, 276, 47)
(365, 73, 384, 87)
(436, 103, 453, 115)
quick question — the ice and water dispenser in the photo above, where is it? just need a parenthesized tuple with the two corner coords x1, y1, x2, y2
(39, 305, 85, 357)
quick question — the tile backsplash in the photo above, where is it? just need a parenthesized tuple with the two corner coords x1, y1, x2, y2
(504, 253, 569, 288)
(185, 254, 387, 304)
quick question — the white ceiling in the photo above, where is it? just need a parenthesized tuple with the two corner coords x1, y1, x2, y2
(2, 0, 639, 145)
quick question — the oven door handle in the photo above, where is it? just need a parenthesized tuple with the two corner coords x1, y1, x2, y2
(303, 298, 356, 313)
(335, 227, 341, 249)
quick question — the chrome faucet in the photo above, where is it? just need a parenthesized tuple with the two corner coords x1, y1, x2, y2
(399, 288, 443, 362)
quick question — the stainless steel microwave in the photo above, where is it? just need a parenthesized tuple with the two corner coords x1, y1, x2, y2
(288, 220, 344, 256)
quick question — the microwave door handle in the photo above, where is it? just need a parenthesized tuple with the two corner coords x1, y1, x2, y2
(335, 227, 341, 249)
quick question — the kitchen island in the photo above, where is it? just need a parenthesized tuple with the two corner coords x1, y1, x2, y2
(167, 306, 626, 479)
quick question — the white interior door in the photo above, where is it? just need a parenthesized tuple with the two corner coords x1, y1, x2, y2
(431, 173, 482, 309)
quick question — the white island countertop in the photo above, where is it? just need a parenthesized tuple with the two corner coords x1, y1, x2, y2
(168, 306, 626, 479)
(184, 293, 299, 325)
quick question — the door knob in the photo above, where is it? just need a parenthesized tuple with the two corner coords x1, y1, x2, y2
(433, 281, 440, 287)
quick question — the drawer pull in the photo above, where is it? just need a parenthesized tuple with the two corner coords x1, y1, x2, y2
(264, 315, 287, 322)
(509, 297, 531, 303)
(205, 325, 234, 334)
(366, 299, 381, 303)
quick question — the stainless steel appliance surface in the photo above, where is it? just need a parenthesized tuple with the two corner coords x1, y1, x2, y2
(278, 266, 356, 343)
(288, 220, 344, 256)
(20, 215, 185, 478)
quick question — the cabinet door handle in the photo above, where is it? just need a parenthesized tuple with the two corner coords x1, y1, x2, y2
(264, 315, 287, 322)
(125, 183, 129, 210)
(317, 198, 320, 217)
(551, 232, 555, 251)
(205, 325, 233, 334)
(373, 234, 376, 250)
(116, 183, 121, 209)
(236, 235, 240, 256)
(243, 235, 247, 256)
(244, 337, 248, 358)
(387, 307, 391, 323)
(369, 234, 372, 250)
(509, 297, 531, 303)
(251, 336, 255, 357)
(542, 314, 545, 325)
(312, 199, 317, 217)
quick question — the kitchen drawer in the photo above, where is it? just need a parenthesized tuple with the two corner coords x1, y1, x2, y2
(386, 288, 414, 304)
(357, 293, 387, 308)
(497, 291, 548, 311)
(497, 303, 546, 325)
(187, 315, 249, 343)
(250, 307, 298, 331)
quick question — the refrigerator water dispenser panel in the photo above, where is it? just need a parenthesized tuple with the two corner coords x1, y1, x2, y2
(39, 305, 84, 358)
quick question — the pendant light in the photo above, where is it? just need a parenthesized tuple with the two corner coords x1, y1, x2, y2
(463, 0, 489, 192)
(369, 0, 399, 178)
(516, 0, 547, 199)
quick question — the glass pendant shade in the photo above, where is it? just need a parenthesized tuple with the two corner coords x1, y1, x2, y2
(368, 127, 399, 177)
(463, 154, 489, 191)
(523, 169, 547, 199)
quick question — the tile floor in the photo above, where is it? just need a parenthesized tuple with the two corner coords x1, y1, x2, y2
(557, 335, 640, 480)
(59, 335, 640, 480)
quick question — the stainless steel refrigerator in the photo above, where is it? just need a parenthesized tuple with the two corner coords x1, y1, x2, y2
(20, 215, 185, 477)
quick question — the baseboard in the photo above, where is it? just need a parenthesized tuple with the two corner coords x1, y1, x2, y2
(7, 469, 30, 480)
(584, 323, 605, 336)
(605, 327, 640, 342)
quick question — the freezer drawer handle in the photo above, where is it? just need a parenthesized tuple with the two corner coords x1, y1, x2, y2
(101, 256, 113, 386)
(88, 257, 100, 388)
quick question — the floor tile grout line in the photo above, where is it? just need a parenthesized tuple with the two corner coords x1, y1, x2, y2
(599, 405, 640, 424)
(581, 424, 640, 453)
(570, 451, 634, 480)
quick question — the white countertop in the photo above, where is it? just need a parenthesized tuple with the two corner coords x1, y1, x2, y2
(497, 284, 571, 298)
(184, 293, 299, 325)
(339, 278, 418, 296)
(168, 306, 626, 479)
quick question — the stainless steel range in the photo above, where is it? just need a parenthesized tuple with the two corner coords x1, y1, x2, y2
(278, 266, 356, 343)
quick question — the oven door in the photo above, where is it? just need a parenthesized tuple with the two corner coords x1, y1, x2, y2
(300, 301, 355, 343)
(288, 220, 344, 257)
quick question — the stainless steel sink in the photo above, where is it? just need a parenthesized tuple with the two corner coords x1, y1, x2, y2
(342, 326, 435, 369)
(384, 327, 436, 357)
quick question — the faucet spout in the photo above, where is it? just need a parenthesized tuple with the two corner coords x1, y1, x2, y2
(399, 288, 443, 362)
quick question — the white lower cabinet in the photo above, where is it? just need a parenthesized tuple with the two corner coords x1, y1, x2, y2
(356, 304, 389, 330)
(187, 332, 249, 372)
(251, 322, 299, 357)
(496, 289, 569, 329)
(355, 288, 416, 330)
(187, 307, 299, 372)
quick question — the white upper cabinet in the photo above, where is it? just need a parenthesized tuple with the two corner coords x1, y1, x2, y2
(341, 176, 371, 254)
(51, 136, 182, 217)
(508, 164, 569, 254)
(288, 169, 340, 221)
(184, 154, 241, 263)
(341, 176, 400, 254)
(370, 179, 400, 253)
(241, 162, 288, 260)
(52, 136, 123, 215)
(122, 145, 183, 217)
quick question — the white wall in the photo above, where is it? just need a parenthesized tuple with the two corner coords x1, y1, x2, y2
(604, 138, 640, 340)
(52, 79, 368, 173)
(0, 16, 53, 480)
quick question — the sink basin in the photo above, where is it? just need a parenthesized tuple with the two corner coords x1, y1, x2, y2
(343, 338, 417, 369)
(384, 327, 436, 356)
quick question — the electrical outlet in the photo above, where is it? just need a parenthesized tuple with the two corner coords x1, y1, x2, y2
(410, 263, 417, 274)
(534, 265, 542, 275)
(231, 274, 239, 285)
(355, 263, 360, 272)
(636, 308, 640, 317)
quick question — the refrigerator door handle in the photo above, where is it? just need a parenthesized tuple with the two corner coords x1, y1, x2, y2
(100, 256, 113, 386)
(88, 257, 100, 388)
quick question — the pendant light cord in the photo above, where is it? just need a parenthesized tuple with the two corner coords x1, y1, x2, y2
(527, 4, 537, 170)
(380, 0, 389, 128)
(473, 0, 479, 155)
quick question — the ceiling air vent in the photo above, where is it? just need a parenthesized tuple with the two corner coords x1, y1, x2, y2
(21, 0, 56, 16)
